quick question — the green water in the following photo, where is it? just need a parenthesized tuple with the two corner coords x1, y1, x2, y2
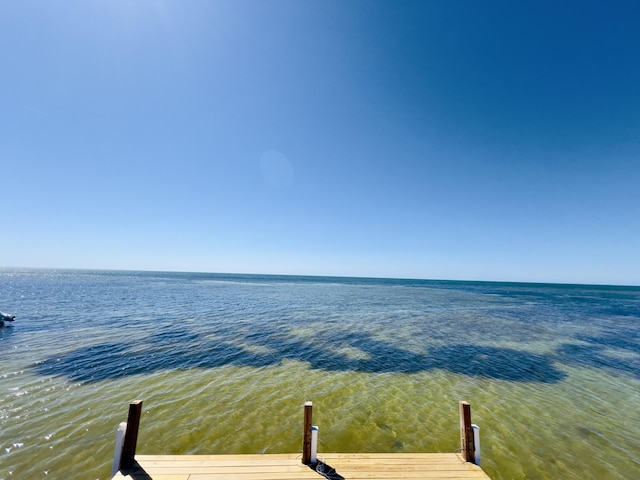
(4, 361, 638, 479)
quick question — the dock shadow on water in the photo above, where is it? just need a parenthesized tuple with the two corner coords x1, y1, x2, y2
(34, 326, 567, 384)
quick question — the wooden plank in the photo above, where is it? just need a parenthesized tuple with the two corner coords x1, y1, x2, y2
(188, 474, 318, 480)
(114, 475, 188, 480)
(135, 453, 475, 463)
(318, 452, 464, 463)
(139, 460, 307, 468)
(135, 453, 466, 463)
(318, 453, 489, 479)
(314, 463, 482, 471)
(113, 468, 189, 480)
(136, 459, 474, 469)
(137, 466, 316, 474)
(312, 474, 488, 479)
(137, 453, 302, 462)
(114, 452, 491, 480)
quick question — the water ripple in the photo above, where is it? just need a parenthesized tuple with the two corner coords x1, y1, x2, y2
(1, 269, 639, 480)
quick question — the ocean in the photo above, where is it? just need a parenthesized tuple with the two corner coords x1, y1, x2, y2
(1, 269, 639, 479)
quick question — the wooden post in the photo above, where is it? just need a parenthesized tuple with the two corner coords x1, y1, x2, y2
(120, 400, 143, 469)
(459, 401, 475, 464)
(302, 401, 313, 464)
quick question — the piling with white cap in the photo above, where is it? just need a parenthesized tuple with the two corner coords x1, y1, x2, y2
(310, 426, 319, 463)
(472, 424, 481, 465)
(111, 422, 127, 477)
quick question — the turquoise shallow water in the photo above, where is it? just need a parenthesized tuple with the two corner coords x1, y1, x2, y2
(1, 269, 639, 479)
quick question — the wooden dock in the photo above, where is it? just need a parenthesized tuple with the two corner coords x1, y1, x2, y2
(113, 452, 490, 479)
(111, 401, 491, 480)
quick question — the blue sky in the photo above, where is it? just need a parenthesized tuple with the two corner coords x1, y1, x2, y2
(1, 0, 639, 285)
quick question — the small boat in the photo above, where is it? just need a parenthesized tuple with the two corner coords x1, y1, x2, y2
(0, 312, 15, 327)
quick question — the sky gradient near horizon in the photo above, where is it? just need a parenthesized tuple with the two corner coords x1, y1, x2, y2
(1, 0, 639, 285)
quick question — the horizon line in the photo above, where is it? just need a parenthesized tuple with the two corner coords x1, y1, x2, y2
(1, 265, 638, 289)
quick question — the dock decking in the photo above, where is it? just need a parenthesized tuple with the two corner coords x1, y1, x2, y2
(110, 400, 492, 480)
(113, 452, 491, 479)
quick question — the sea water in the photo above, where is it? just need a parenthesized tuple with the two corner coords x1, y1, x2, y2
(1, 269, 638, 479)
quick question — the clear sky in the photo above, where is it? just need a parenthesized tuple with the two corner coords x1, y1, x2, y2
(1, 0, 639, 285)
